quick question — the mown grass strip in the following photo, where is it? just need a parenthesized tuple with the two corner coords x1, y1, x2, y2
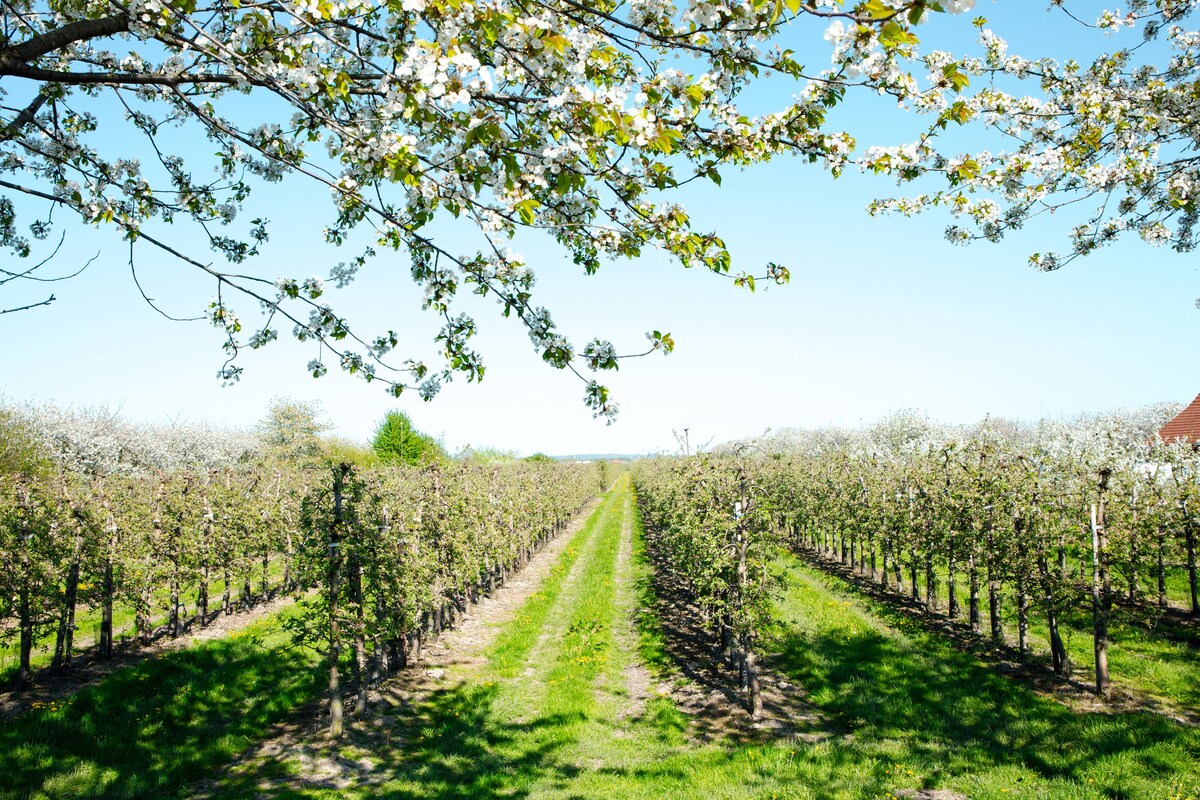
(487, 484, 621, 680)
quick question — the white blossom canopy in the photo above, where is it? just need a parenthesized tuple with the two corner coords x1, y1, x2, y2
(1, 0, 1196, 417)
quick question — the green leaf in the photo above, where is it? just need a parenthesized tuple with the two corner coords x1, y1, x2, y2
(942, 64, 970, 92)
(862, 0, 895, 20)
(515, 199, 540, 225)
(878, 21, 919, 49)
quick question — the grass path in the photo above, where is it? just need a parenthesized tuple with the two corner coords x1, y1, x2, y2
(208, 476, 806, 799)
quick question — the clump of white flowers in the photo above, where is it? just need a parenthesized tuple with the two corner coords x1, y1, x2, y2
(7, 402, 261, 476)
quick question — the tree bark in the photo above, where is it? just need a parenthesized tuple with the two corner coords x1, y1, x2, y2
(968, 553, 981, 634)
(1186, 523, 1199, 618)
(17, 489, 33, 689)
(947, 543, 958, 619)
(98, 558, 114, 659)
(1016, 573, 1028, 656)
(328, 465, 348, 738)
(1091, 482, 1112, 698)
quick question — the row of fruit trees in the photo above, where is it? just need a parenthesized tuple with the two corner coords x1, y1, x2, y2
(635, 430, 1200, 714)
(0, 460, 600, 734)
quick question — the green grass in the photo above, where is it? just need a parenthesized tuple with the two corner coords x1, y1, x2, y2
(1, 560, 289, 685)
(202, 477, 1200, 800)
(823, 551, 1200, 711)
(770, 557, 1200, 799)
(0, 607, 323, 800)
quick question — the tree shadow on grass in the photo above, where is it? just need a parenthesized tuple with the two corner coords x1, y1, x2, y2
(0, 629, 321, 800)
(769, 587, 1200, 796)
(213, 680, 587, 800)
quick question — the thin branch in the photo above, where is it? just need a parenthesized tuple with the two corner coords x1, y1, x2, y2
(128, 241, 206, 322)
(0, 294, 55, 314)
(1, 90, 47, 141)
(0, 62, 384, 92)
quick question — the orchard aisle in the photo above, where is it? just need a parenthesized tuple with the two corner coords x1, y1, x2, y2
(208, 475, 795, 800)
(210, 479, 1200, 800)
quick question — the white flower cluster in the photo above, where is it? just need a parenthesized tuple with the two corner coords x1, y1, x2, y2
(9, 402, 262, 476)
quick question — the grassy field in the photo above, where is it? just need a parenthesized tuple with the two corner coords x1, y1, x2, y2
(209, 478, 1200, 799)
(810, 550, 1200, 712)
(5, 480, 1198, 799)
(0, 560, 288, 685)
(0, 607, 323, 800)
(769, 558, 1200, 799)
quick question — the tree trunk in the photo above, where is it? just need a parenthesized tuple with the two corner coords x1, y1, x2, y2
(52, 601, 67, 670)
(1016, 573, 1029, 656)
(891, 540, 903, 592)
(925, 551, 938, 612)
(1128, 522, 1140, 605)
(99, 492, 117, 660)
(1039, 553, 1069, 677)
(1186, 524, 1199, 618)
(744, 633, 763, 719)
(909, 547, 919, 602)
(100, 560, 114, 659)
(61, 559, 79, 667)
(1048, 605, 1069, 677)
(199, 500, 212, 624)
(17, 503, 33, 689)
(968, 553, 981, 633)
(328, 465, 348, 738)
(947, 544, 958, 619)
(284, 530, 294, 591)
(137, 584, 152, 645)
(987, 565, 1002, 642)
(352, 559, 369, 717)
(1157, 525, 1168, 609)
(1091, 491, 1111, 698)
(170, 562, 181, 639)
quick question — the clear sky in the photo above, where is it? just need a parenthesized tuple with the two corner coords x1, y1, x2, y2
(2, 3, 1197, 456)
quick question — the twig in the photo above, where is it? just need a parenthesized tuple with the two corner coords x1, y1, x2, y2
(0, 293, 55, 314)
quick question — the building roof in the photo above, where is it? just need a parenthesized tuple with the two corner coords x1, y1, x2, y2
(1158, 393, 1200, 444)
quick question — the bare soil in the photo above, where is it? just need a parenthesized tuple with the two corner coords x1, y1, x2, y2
(639, 536, 828, 744)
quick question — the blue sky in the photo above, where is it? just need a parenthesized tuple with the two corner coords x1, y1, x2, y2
(2, 3, 1197, 456)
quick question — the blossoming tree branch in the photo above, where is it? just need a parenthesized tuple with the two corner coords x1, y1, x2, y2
(0, 0, 1195, 417)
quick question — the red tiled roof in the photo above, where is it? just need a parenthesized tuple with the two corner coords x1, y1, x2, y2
(1159, 393, 1200, 444)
